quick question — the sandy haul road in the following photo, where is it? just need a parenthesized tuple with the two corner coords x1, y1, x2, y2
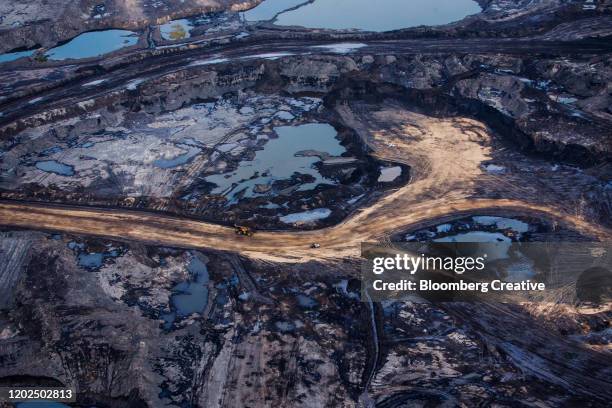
(0, 101, 609, 262)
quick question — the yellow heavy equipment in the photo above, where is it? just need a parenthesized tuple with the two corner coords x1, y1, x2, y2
(234, 225, 254, 237)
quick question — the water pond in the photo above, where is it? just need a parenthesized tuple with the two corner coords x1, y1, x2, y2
(45, 29, 139, 60)
(205, 123, 345, 201)
(0, 49, 36, 63)
(162, 255, 210, 329)
(244, 0, 481, 32)
(35, 160, 75, 176)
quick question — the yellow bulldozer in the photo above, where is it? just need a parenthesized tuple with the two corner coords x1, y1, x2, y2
(234, 225, 254, 237)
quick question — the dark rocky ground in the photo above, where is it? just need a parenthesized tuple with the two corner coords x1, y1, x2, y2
(0, 0, 260, 54)
(0, 227, 609, 407)
(0, 0, 610, 407)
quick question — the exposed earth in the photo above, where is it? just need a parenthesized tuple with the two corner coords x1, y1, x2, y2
(0, 0, 611, 407)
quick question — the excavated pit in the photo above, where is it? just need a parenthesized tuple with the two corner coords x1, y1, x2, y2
(0, 86, 410, 230)
(0, 1, 611, 407)
(1, 51, 610, 230)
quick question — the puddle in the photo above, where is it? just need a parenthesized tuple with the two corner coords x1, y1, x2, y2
(241, 52, 295, 60)
(67, 240, 122, 270)
(434, 231, 513, 261)
(436, 223, 452, 233)
(160, 19, 194, 40)
(296, 294, 318, 308)
(35, 160, 75, 176)
(76, 249, 120, 271)
(245, 0, 481, 31)
(405, 216, 534, 261)
(279, 208, 331, 224)
(45, 29, 139, 60)
(483, 163, 506, 173)
(205, 123, 345, 201)
(472, 216, 529, 234)
(77, 251, 118, 269)
(435, 231, 510, 243)
(162, 255, 209, 329)
(153, 144, 201, 169)
(378, 166, 402, 182)
(406, 216, 531, 243)
(0, 49, 36, 64)
(275, 321, 296, 332)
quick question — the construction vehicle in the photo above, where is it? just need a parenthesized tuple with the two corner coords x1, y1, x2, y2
(311, 243, 321, 249)
(234, 225, 254, 237)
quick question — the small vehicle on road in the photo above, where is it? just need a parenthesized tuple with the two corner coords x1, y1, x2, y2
(234, 225, 254, 237)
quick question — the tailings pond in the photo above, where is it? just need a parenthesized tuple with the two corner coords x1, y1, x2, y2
(205, 123, 345, 202)
(0, 49, 36, 64)
(243, 0, 481, 31)
(45, 29, 139, 60)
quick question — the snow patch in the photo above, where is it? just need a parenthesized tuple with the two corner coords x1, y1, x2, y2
(312, 42, 367, 54)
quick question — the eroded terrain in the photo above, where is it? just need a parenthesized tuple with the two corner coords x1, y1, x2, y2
(0, 226, 610, 407)
(0, 0, 611, 407)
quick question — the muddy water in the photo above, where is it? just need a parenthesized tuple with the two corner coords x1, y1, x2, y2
(205, 123, 346, 202)
(45, 29, 139, 60)
(245, 0, 481, 31)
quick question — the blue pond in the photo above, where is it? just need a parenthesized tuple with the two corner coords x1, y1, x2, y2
(35, 160, 75, 176)
(77, 250, 119, 270)
(162, 255, 210, 329)
(45, 29, 139, 60)
(78, 253, 105, 269)
(296, 294, 318, 308)
(0, 49, 36, 64)
(244, 0, 481, 32)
